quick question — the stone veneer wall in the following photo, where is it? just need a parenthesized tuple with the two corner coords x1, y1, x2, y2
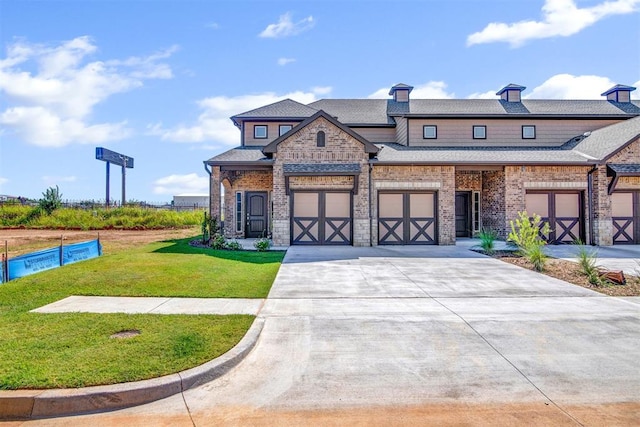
(455, 171, 482, 191)
(220, 170, 273, 238)
(271, 116, 371, 246)
(372, 165, 456, 245)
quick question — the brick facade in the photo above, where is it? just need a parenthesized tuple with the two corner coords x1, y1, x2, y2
(220, 170, 273, 238)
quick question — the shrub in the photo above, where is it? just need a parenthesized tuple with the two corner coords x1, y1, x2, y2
(577, 246, 604, 285)
(477, 229, 498, 255)
(254, 237, 271, 252)
(210, 234, 227, 250)
(38, 186, 62, 215)
(226, 240, 243, 251)
(508, 211, 550, 271)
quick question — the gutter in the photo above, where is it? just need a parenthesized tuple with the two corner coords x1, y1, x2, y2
(368, 163, 373, 247)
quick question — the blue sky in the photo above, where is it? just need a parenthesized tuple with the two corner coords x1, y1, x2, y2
(1, 0, 639, 203)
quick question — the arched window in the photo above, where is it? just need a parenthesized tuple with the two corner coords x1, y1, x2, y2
(317, 131, 325, 147)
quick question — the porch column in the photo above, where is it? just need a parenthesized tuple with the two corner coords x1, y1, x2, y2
(592, 165, 613, 245)
(209, 166, 222, 221)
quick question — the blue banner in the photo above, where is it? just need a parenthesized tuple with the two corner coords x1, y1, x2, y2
(62, 240, 102, 265)
(8, 247, 61, 280)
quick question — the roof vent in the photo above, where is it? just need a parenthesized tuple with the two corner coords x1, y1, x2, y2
(496, 84, 526, 102)
(389, 83, 414, 103)
(601, 84, 636, 103)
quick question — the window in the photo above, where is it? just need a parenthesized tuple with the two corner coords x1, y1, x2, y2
(317, 131, 325, 147)
(254, 125, 267, 139)
(522, 125, 536, 139)
(279, 125, 293, 136)
(473, 125, 486, 139)
(423, 125, 437, 139)
(235, 192, 242, 232)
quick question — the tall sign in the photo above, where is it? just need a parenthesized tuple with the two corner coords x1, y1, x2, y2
(96, 147, 134, 207)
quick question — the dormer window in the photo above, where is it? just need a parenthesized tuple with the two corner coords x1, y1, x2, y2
(254, 125, 268, 139)
(317, 131, 325, 147)
(279, 125, 293, 136)
(522, 125, 536, 139)
(473, 125, 486, 140)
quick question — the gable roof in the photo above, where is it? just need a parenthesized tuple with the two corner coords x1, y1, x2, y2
(205, 146, 272, 165)
(231, 99, 318, 126)
(572, 115, 640, 161)
(308, 99, 393, 125)
(262, 110, 379, 154)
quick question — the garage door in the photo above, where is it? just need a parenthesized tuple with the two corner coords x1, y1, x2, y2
(378, 192, 437, 245)
(291, 191, 352, 245)
(612, 191, 640, 244)
(525, 191, 583, 244)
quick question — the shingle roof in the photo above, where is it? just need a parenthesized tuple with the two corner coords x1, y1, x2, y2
(231, 99, 318, 122)
(205, 147, 271, 164)
(374, 143, 591, 165)
(283, 163, 361, 174)
(607, 163, 640, 174)
(572, 115, 640, 160)
(308, 99, 393, 125)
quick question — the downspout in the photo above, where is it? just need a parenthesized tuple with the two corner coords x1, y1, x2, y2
(203, 162, 212, 216)
(368, 162, 373, 247)
(587, 165, 597, 246)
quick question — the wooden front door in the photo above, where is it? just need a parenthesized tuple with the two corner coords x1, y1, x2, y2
(245, 192, 268, 238)
(455, 192, 471, 238)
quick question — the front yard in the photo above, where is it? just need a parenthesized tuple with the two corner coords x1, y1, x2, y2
(0, 234, 284, 389)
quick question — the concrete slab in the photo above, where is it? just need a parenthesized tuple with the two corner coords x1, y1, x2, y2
(32, 296, 265, 315)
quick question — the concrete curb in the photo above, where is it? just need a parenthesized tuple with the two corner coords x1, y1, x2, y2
(0, 318, 264, 420)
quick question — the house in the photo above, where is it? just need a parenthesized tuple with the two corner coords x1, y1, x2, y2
(172, 193, 209, 209)
(204, 83, 640, 246)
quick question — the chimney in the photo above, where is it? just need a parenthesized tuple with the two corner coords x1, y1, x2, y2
(496, 84, 526, 102)
(601, 84, 636, 103)
(389, 83, 413, 103)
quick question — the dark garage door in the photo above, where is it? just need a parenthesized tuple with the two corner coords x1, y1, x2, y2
(525, 191, 584, 244)
(378, 192, 437, 245)
(291, 191, 352, 245)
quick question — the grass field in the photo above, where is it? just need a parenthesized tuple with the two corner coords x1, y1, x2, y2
(0, 234, 285, 389)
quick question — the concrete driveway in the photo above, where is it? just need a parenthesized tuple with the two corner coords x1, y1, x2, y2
(21, 245, 640, 426)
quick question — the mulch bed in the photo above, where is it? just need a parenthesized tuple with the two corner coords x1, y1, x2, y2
(492, 252, 640, 297)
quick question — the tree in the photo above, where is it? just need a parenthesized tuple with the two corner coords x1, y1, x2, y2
(39, 185, 63, 215)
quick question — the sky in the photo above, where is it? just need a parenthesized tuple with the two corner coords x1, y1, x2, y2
(1, 0, 639, 203)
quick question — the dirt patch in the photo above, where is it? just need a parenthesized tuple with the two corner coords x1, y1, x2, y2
(498, 255, 640, 297)
(0, 227, 200, 257)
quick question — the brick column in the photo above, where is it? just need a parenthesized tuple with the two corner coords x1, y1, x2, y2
(592, 165, 612, 245)
(439, 166, 456, 245)
(209, 166, 221, 221)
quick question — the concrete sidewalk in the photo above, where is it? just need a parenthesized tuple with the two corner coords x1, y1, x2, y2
(31, 296, 265, 315)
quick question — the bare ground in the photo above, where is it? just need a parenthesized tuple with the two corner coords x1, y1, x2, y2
(0, 227, 200, 258)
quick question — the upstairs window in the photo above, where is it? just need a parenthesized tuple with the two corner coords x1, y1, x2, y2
(317, 131, 325, 147)
(279, 124, 293, 136)
(423, 125, 437, 139)
(254, 125, 268, 139)
(473, 125, 486, 140)
(522, 125, 536, 139)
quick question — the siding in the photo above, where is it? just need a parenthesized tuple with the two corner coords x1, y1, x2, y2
(408, 118, 622, 147)
(350, 127, 396, 143)
(243, 121, 300, 146)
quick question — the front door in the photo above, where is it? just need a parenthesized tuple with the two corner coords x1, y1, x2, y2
(455, 192, 471, 238)
(245, 192, 268, 238)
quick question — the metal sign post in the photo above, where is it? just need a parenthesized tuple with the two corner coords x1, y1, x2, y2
(96, 147, 134, 207)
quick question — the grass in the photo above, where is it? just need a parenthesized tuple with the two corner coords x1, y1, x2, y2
(0, 236, 285, 389)
(0, 205, 203, 229)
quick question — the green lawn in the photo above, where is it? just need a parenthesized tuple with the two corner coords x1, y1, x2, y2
(0, 237, 285, 389)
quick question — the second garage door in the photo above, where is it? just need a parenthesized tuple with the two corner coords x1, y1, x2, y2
(378, 192, 437, 245)
(611, 191, 640, 244)
(525, 191, 584, 244)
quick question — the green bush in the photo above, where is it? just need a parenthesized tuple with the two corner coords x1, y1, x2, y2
(38, 186, 63, 215)
(254, 237, 271, 252)
(577, 246, 603, 285)
(226, 240, 243, 251)
(508, 211, 550, 271)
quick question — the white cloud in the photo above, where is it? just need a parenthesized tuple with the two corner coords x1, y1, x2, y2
(466, 90, 499, 99)
(0, 36, 176, 147)
(259, 13, 315, 38)
(42, 175, 77, 186)
(467, 0, 640, 47)
(152, 173, 209, 195)
(206, 22, 220, 30)
(277, 57, 296, 66)
(524, 74, 619, 99)
(368, 81, 455, 99)
(0, 177, 8, 187)
(632, 80, 640, 99)
(148, 87, 331, 146)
